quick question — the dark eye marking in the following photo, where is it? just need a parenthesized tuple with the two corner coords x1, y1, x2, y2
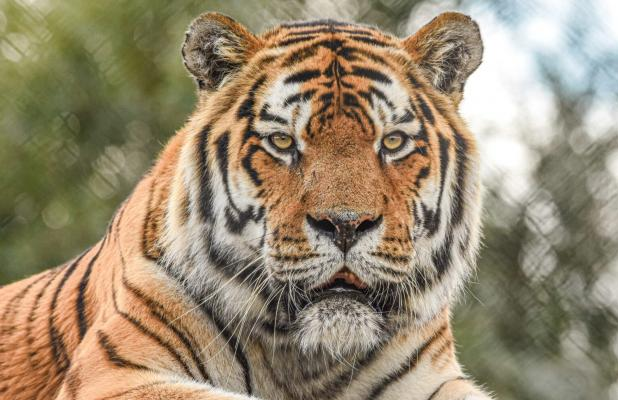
(396, 109, 415, 124)
(242, 143, 285, 186)
(259, 104, 288, 125)
(284, 89, 317, 106)
(358, 86, 395, 110)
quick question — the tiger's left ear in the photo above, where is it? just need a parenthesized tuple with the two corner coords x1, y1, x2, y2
(182, 12, 261, 90)
(403, 12, 483, 105)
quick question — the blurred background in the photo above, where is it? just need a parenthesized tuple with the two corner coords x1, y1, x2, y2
(1, 0, 617, 398)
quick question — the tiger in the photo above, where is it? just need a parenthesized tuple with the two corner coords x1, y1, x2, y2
(0, 10, 491, 400)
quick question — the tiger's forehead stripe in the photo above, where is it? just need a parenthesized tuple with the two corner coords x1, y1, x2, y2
(261, 21, 407, 68)
(247, 39, 429, 147)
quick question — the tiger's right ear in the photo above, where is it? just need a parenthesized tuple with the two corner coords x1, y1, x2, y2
(403, 12, 482, 105)
(182, 13, 261, 90)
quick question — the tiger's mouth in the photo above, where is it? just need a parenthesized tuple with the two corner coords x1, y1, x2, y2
(312, 267, 370, 302)
(317, 267, 367, 291)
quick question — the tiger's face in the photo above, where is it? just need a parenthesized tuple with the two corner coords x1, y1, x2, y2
(178, 13, 483, 357)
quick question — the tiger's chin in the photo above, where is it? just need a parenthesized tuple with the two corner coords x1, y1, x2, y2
(292, 292, 385, 359)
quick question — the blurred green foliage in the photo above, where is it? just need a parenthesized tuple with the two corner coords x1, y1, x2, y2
(1, 1, 618, 399)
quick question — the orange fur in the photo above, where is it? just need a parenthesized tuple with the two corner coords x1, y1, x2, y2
(0, 12, 491, 400)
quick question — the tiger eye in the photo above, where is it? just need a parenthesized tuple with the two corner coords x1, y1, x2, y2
(382, 132, 405, 151)
(269, 133, 294, 150)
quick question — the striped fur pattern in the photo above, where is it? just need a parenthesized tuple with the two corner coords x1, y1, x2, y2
(0, 12, 492, 400)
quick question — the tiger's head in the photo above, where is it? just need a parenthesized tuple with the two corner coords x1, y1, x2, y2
(165, 12, 483, 358)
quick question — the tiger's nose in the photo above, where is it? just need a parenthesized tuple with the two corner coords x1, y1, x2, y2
(306, 212, 383, 253)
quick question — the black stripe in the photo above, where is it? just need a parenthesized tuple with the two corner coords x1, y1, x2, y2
(278, 35, 318, 47)
(319, 92, 334, 106)
(354, 100, 376, 136)
(323, 59, 345, 83)
(358, 90, 373, 107)
(48, 249, 90, 373)
(281, 45, 319, 68)
(344, 108, 366, 134)
(284, 69, 321, 84)
(341, 79, 355, 89)
(270, 253, 320, 262)
(367, 86, 395, 110)
(307, 346, 383, 399)
(426, 132, 450, 237)
(397, 109, 415, 124)
(217, 132, 265, 234)
(216, 133, 234, 209)
(281, 19, 351, 28)
(407, 72, 423, 88)
(412, 268, 432, 293)
(225, 206, 260, 234)
(259, 105, 289, 125)
(114, 202, 209, 383)
(450, 129, 468, 226)
(121, 275, 210, 382)
(368, 251, 411, 263)
(242, 144, 268, 186)
(141, 177, 159, 261)
(202, 230, 271, 306)
(416, 95, 435, 125)
(97, 381, 168, 400)
(199, 301, 253, 394)
(343, 92, 362, 109)
(197, 124, 214, 222)
(432, 231, 453, 278)
(285, 27, 377, 36)
(438, 133, 451, 196)
(415, 118, 429, 142)
(0, 271, 50, 334)
(351, 66, 392, 84)
(342, 46, 388, 65)
(366, 325, 448, 400)
(414, 166, 430, 187)
(237, 76, 267, 120)
(284, 89, 316, 105)
(115, 200, 209, 382)
(96, 330, 152, 371)
(349, 35, 390, 47)
(312, 38, 344, 51)
(412, 199, 422, 232)
(76, 237, 108, 340)
(111, 279, 198, 380)
(427, 377, 467, 400)
(25, 267, 62, 366)
(421, 202, 437, 236)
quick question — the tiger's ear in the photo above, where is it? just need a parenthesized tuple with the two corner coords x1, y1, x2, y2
(403, 12, 483, 105)
(182, 12, 261, 90)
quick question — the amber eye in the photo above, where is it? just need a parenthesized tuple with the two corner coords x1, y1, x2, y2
(269, 133, 294, 151)
(382, 132, 406, 152)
